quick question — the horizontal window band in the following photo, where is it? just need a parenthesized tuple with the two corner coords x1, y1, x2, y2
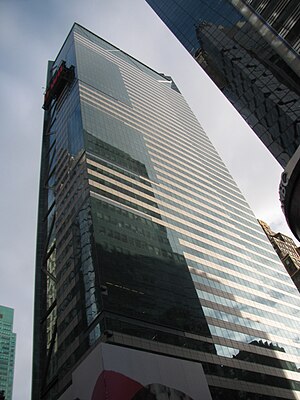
(155, 171, 258, 226)
(200, 297, 299, 337)
(80, 89, 212, 162)
(89, 180, 288, 282)
(189, 263, 298, 306)
(205, 316, 300, 350)
(212, 333, 300, 367)
(184, 252, 296, 293)
(151, 159, 251, 213)
(87, 168, 276, 259)
(79, 82, 228, 176)
(89, 177, 280, 271)
(87, 157, 267, 242)
(181, 240, 291, 282)
(195, 282, 300, 322)
(146, 142, 243, 199)
(181, 237, 284, 278)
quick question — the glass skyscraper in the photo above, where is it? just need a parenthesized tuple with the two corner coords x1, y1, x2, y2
(0, 306, 16, 400)
(33, 23, 300, 400)
(145, 0, 300, 168)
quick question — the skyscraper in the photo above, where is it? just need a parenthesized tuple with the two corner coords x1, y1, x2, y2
(33, 23, 300, 400)
(0, 306, 16, 400)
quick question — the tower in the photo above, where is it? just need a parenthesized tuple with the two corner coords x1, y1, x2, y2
(0, 306, 16, 400)
(33, 23, 300, 400)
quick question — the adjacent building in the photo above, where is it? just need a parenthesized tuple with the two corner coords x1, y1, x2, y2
(259, 220, 300, 291)
(145, 0, 300, 168)
(33, 23, 300, 400)
(0, 306, 16, 400)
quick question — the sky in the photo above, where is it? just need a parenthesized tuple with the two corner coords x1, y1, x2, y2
(0, 1, 296, 399)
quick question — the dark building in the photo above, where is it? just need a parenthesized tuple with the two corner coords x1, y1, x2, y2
(33, 23, 300, 400)
(259, 220, 300, 291)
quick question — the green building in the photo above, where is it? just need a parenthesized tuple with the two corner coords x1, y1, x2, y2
(0, 306, 16, 400)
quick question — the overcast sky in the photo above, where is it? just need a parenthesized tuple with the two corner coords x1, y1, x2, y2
(0, 1, 295, 399)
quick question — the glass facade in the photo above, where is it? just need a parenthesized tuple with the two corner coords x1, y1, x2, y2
(33, 24, 300, 400)
(0, 306, 16, 400)
(145, 0, 300, 168)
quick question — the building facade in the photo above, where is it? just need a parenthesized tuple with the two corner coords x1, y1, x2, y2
(33, 23, 300, 400)
(0, 306, 16, 400)
(259, 220, 300, 291)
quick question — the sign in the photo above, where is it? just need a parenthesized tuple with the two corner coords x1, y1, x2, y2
(58, 342, 212, 400)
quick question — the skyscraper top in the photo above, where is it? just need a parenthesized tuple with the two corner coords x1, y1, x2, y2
(53, 23, 172, 84)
